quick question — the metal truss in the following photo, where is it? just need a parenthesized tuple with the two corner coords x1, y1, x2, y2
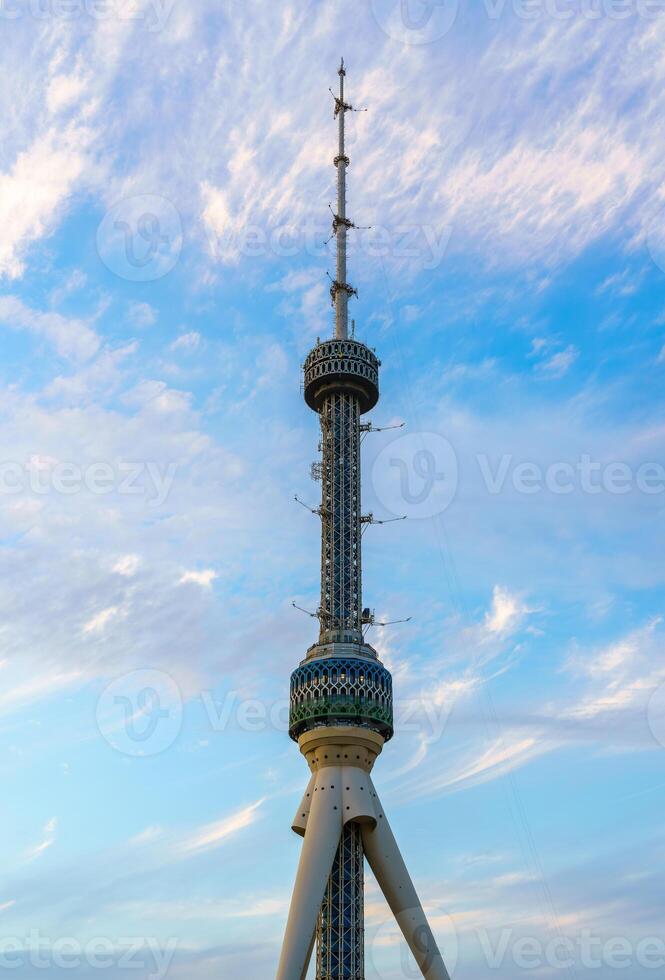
(317, 822, 365, 980)
(320, 391, 362, 641)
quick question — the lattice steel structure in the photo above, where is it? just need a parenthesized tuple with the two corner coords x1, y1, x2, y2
(317, 823, 364, 980)
(276, 62, 451, 980)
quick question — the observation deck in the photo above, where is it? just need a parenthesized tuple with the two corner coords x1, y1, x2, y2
(303, 338, 380, 415)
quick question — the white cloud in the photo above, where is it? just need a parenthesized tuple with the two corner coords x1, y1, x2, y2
(412, 732, 548, 797)
(25, 817, 57, 863)
(123, 380, 192, 414)
(559, 618, 664, 721)
(127, 302, 157, 329)
(169, 331, 202, 352)
(596, 268, 645, 297)
(1, 4, 664, 289)
(112, 555, 141, 577)
(0, 672, 83, 716)
(48, 268, 87, 306)
(179, 570, 218, 588)
(529, 337, 550, 356)
(83, 606, 121, 635)
(484, 586, 530, 638)
(47, 73, 88, 114)
(175, 799, 264, 857)
(538, 344, 579, 379)
(0, 296, 99, 361)
(0, 126, 91, 279)
(44, 341, 138, 403)
(128, 825, 165, 848)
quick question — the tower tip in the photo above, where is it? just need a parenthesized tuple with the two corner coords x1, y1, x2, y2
(339, 57, 345, 75)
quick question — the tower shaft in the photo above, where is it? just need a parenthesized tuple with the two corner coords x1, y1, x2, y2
(320, 390, 362, 642)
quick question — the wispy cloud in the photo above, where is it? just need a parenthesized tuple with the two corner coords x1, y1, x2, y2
(0, 672, 83, 716)
(557, 618, 664, 721)
(169, 331, 202, 353)
(83, 606, 121, 635)
(537, 344, 579, 379)
(484, 586, 531, 638)
(25, 817, 57, 863)
(175, 799, 265, 858)
(0, 296, 99, 361)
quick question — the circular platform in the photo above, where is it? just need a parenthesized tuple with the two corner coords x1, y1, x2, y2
(303, 339, 380, 414)
(289, 655, 393, 742)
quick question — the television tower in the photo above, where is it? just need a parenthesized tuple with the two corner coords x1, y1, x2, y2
(276, 62, 450, 980)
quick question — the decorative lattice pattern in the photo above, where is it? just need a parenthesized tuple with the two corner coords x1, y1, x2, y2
(304, 339, 379, 414)
(317, 821, 365, 980)
(288, 657, 394, 741)
(320, 391, 361, 643)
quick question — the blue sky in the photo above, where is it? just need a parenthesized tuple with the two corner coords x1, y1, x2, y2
(1, 1, 664, 977)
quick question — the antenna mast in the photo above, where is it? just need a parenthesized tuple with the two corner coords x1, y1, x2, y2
(331, 57, 355, 340)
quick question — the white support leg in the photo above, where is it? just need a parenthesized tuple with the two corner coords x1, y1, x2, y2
(276, 771, 343, 980)
(299, 929, 316, 980)
(361, 782, 451, 980)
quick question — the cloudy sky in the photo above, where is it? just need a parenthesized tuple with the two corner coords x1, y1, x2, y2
(1, 0, 664, 977)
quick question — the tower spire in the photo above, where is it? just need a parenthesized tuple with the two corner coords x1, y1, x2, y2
(331, 56, 356, 340)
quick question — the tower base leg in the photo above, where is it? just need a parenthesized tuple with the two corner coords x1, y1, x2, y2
(361, 781, 451, 980)
(276, 776, 343, 980)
